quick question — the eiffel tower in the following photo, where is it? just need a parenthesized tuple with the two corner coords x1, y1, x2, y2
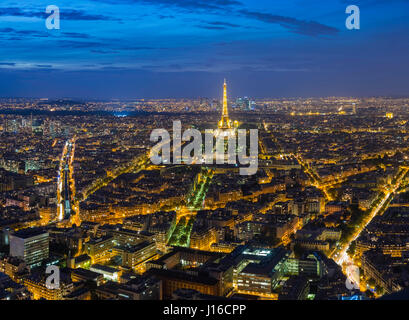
(218, 79, 232, 130)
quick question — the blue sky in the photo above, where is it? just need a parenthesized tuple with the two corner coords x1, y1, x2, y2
(0, 0, 408, 99)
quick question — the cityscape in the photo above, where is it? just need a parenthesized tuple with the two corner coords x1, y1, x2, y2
(1, 0, 409, 305)
(2, 82, 409, 301)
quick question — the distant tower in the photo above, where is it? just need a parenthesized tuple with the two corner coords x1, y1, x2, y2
(30, 113, 33, 134)
(218, 79, 232, 130)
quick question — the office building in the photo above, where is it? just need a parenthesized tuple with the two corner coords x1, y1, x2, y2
(9, 228, 49, 267)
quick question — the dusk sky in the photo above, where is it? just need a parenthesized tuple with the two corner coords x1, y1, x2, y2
(0, 0, 408, 99)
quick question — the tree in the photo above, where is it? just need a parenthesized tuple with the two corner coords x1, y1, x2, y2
(293, 243, 306, 259)
(347, 241, 356, 257)
(365, 289, 375, 299)
(375, 285, 384, 295)
(367, 278, 376, 287)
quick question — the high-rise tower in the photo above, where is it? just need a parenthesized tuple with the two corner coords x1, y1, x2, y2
(218, 79, 232, 130)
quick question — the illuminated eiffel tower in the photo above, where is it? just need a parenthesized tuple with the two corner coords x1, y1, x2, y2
(218, 79, 232, 130)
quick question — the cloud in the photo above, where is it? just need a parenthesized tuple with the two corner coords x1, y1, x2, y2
(121, 46, 158, 50)
(196, 20, 242, 30)
(0, 27, 94, 42)
(0, 28, 98, 46)
(90, 49, 119, 54)
(62, 32, 91, 39)
(62, 9, 120, 21)
(196, 25, 226, 30)
(158, 15, 175, 19)
(204, 21, 241, 28)
(0, 27, 50, 39)
(0, 7, 118, 21)
(90, 46, 159, 54)
(57, 40, 105, 48)
(90, 0, 242, 12)
(35, 64, 53, 68)
(239, 10, 339, 36)
(86, 0, 336, 37)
